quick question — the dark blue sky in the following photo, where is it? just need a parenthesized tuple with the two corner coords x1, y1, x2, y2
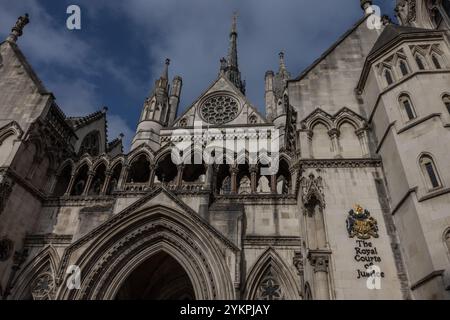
(0, 0, 396, 150)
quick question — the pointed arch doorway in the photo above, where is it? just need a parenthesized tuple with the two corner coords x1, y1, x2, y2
(115, 251, 195, 300)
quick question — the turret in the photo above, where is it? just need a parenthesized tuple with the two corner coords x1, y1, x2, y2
(131, 59, 171, 152)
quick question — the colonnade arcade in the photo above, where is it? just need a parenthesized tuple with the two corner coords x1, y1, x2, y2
(50, 149, 293, 197)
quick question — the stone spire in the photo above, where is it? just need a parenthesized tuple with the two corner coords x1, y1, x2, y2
(278, 51, 290, 80)
(6, 13, 29, 43)
(222, 12, 245, 94)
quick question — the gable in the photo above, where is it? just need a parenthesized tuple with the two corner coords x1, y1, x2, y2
(0, 41, 51, 133)
(288, 15, 380, 117)
(172, 75, 267, 128)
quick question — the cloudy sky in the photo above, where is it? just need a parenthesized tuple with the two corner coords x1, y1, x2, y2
(0, 0, 395, 151)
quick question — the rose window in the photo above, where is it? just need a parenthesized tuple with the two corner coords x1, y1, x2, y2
(200, 95, 240, 124)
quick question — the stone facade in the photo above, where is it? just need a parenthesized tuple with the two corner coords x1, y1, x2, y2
(0, 1, 449, 300)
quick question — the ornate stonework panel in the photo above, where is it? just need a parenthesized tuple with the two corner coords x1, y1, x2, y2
(31, 271, 56, 300)
(256, 267, 284, 300)
(199, 94, 240, 125)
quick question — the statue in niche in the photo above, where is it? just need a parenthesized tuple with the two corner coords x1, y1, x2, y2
(238, 176, 251, 194)
(220, 176, 231, 194)
(257, 176, 270, 193)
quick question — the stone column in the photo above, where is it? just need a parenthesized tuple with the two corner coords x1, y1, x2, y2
(308, 251, 331, 300)
(356, 128, 370, 157)
(250, 165, 258, 193)
(306, 130, 313, 158)
(63, 174, 76, 197)
(176, 165, 184, 189)
(271, 174, 277, 194)
(230, 165, 238, 194)
(328, 129, 340, 158)
(293, 251, 305, 299)
(148, 164, 156, 189)
(100, 170, 112, 195)
(204, 164, 213, 190)
(82, 170, 95, 196)
(117, 165, 130, 190)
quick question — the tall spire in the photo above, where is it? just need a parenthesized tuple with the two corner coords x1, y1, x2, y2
(228, 11, 239, 70)
(222, 12, 245, 94)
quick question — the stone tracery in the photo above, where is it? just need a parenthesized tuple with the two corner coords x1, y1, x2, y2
(200, 94, 240, 125)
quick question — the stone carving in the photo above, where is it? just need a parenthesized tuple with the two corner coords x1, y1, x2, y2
(346, 204, 379, 240)
(200, 94, 240, 125)
(293, 251, 304, 275)
(0, 238, 13, 261)
(31, 271, 55, 300)
(308, 252, 330, 273)
(300, 172, 325, 215)
(396, 0, 416, 25)
(257, 176, 271, 193)
(256, 267, 283, 300)
(238, 176, 251, 194)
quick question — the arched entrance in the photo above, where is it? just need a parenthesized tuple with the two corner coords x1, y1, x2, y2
(115, 251, 195, 300)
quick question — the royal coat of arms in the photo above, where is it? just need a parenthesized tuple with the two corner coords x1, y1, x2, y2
(346, 205, 379, 239)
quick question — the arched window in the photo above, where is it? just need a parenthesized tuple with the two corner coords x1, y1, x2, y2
(71, 164, 89, 196)
(399, 94, 417, 121)
(428, 0, 449, 28)
(443, 94, 450, 114)
(79, 131, 100, 156)
(444, 0, 450, 19)
(432, 54, 442, 69)
(384, 69, 394, 85)
(399, 60, 409, 76)
(415, 55, 426, 70)
(128, 154, 151, 183)
(419, 154, 442, 190)
(106, 163, 122, 194)
(88, 163, 106, 196)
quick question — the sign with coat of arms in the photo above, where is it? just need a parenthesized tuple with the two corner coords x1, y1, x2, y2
(346, 205, 379, 240)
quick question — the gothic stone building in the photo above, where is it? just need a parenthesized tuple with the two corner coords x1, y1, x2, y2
(0, 0, 450, 300)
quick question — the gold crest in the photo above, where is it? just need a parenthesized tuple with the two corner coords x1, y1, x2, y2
(346, 204, 379, 240)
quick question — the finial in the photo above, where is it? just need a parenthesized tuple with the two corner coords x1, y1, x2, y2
(279, 51, 286, 70)
(6, 13, 30, 43)
(119, 133, 124, 140)
(360, 0, 373, 12)
(102, 106, 108, 113)
(162, 58, 170, 80)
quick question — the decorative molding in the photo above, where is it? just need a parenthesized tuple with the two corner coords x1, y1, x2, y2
(293, 251, 304, 276)
(300, 171, 325, 215)
(298, 158, 382, 169)
(24, 234, 73, 247)
(410, 269, 444, 291)
(307, 249, 332, 273)
(244, 236, 302, 247)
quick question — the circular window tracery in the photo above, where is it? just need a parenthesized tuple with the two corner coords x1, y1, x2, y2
(200, 94, 240, 125)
